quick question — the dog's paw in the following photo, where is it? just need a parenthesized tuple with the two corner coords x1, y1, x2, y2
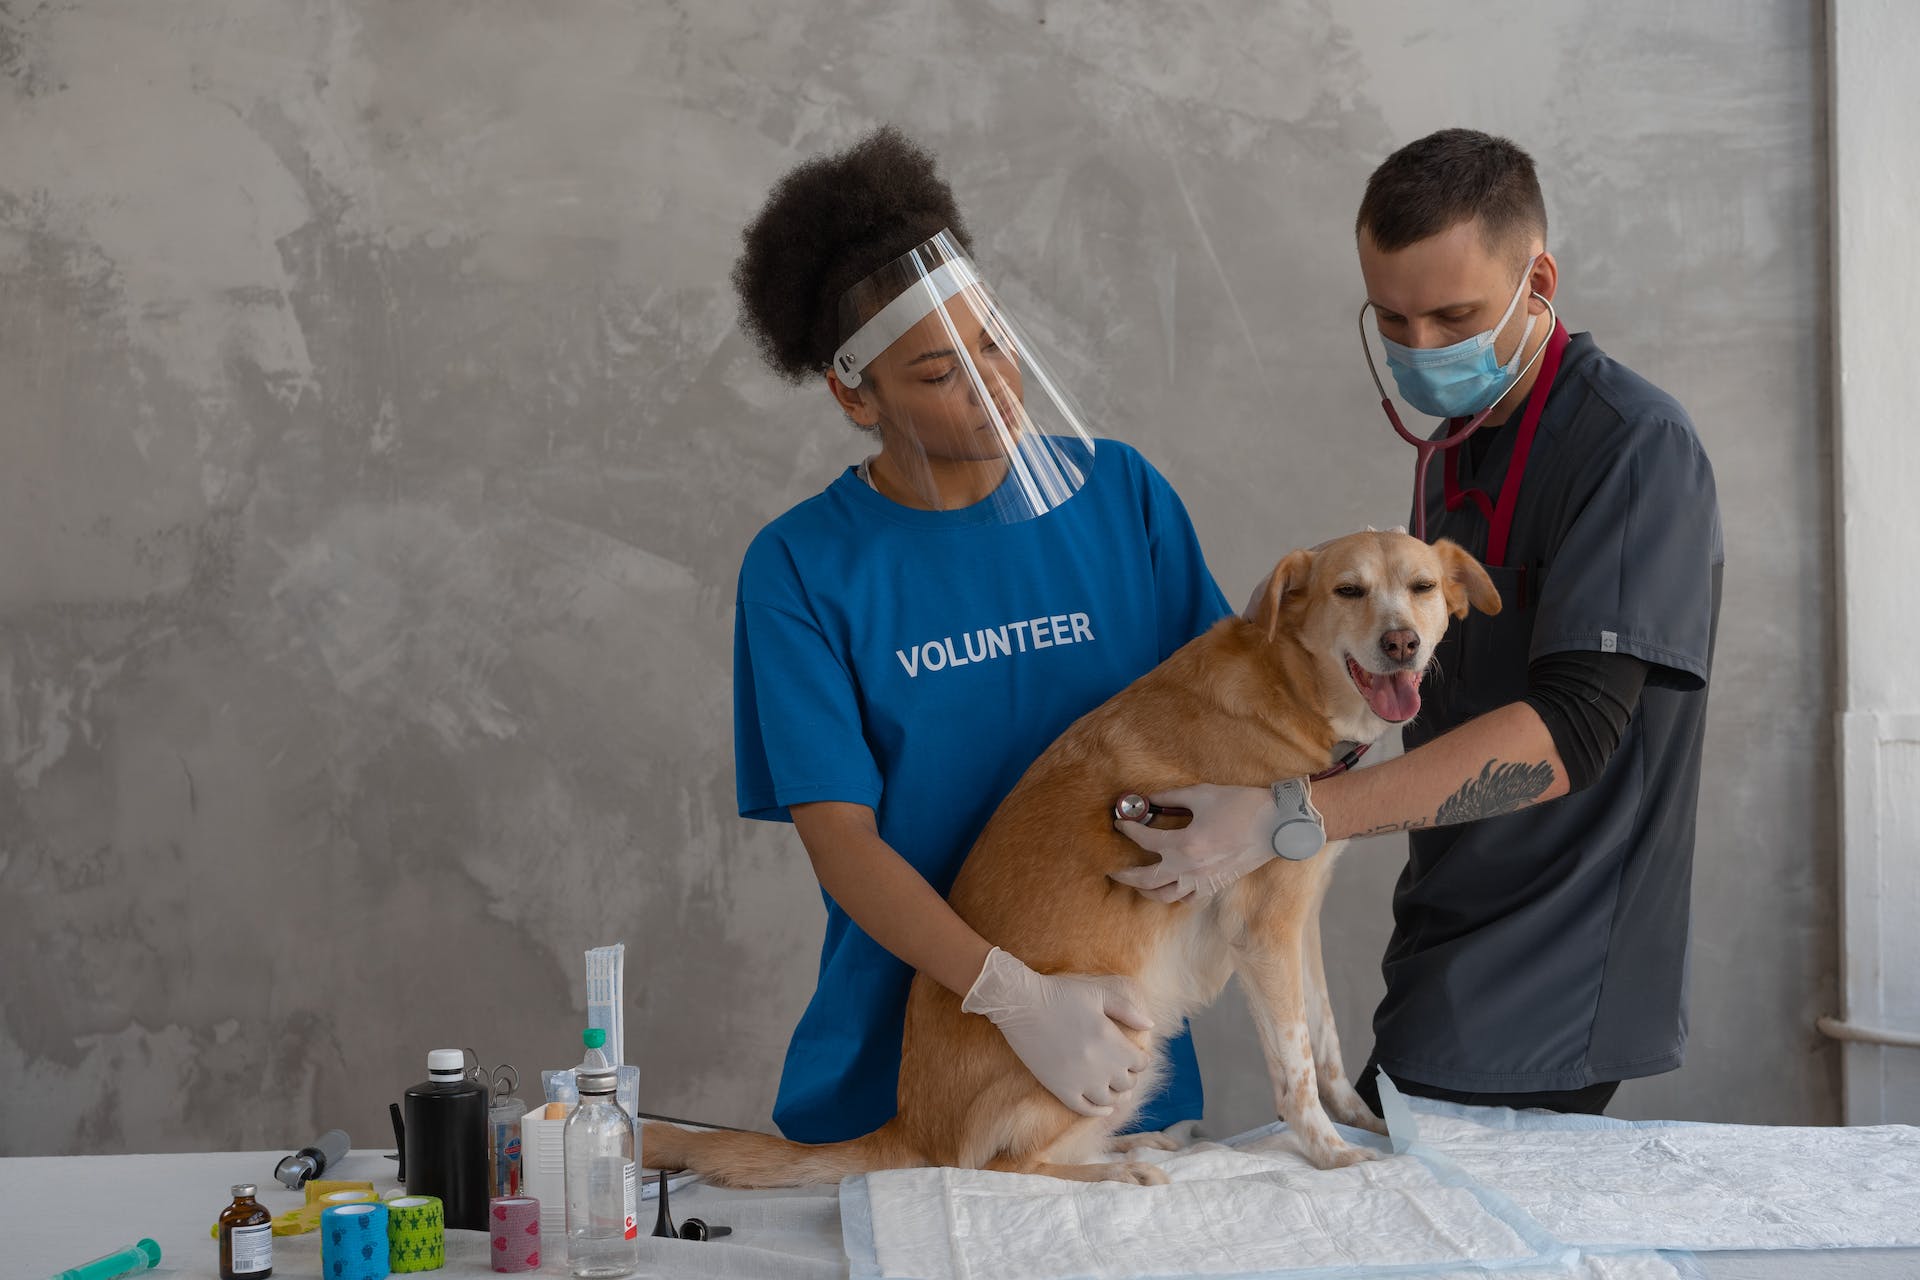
(1322, 1083, 1390, 1136)
(1310, 1142, 1383, 1170)
(1337, 1109, 1389, 1137)
(1110, 1160, 1171, 1186)
(1111, 1130, 1183, 1154)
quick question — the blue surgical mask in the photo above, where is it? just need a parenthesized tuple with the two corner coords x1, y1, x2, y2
(1379, 261, 1539, 420)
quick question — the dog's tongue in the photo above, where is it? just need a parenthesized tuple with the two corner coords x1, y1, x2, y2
(1365, 669, 1423, 722)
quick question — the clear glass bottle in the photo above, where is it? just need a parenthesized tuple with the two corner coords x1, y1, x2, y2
(218, 1184, 273, 1278)
(564, 1031, 638, 1278)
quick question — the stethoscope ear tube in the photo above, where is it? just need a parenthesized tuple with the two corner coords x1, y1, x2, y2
(1357, 295, 1558, 542)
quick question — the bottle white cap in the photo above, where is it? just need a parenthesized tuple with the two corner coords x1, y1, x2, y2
(428, 1048, 465, 1074)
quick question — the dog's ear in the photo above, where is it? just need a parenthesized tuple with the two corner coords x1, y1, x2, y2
(1433, 539, 1502, 619)
(1254, 549, 1316, 641)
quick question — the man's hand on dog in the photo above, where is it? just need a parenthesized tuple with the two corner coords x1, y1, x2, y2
(1112, 783, 1321, 904)
(962, 946, 1155, 1117)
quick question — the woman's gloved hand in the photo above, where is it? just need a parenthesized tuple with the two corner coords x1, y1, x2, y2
(961, 946, 1154, 1116)
(1109, 781, 1325, 904)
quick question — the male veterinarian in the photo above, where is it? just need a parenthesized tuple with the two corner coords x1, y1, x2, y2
(1115, 129, 1723, 1116)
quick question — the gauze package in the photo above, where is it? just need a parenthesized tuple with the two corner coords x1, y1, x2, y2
(586, 942, 625, 1066)
(539, 942, 639, 1123)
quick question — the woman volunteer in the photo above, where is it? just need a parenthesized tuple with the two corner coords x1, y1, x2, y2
(729, 128, 1231, 1143)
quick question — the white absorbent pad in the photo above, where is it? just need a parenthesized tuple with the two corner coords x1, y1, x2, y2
(1371, 1094, 1920, 1253)
(843, 1158, 1682, 1280)
(840, 1084, 1920, 1280)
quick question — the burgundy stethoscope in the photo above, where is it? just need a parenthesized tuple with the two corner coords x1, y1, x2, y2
(1111, 743, 1372, 826)
(1357, 294, 1566, 570)
(1109, 303, 1569, 831)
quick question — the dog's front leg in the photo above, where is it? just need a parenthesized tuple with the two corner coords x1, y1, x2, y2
(1235, 945, 1379, 1169)
(1303, 909, 1388, 1136)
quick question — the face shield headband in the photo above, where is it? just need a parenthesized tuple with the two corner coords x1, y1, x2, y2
(827, 230, 1098, 524)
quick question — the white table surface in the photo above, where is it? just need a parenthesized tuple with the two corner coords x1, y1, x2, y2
(7, 1147, 1915, 1279)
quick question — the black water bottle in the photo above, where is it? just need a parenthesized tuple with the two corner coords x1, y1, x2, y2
(402, 1048, 489, 1231)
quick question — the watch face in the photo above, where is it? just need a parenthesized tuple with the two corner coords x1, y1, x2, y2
(1271, 817, 1324, 861)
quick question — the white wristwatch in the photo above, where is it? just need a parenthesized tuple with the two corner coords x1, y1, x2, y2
(1269, 777, 1326, 861)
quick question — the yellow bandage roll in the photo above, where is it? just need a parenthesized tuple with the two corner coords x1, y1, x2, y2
(307, 1179, 379, 1205)
(206, 1184, 379, 1239)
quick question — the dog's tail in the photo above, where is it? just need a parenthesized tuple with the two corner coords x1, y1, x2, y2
(642, 1118, 925, 1189)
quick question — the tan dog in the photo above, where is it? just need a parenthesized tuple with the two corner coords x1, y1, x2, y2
(648, 530, 1499, 1185)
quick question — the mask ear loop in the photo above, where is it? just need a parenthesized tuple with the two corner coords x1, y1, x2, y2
(1358, 294, 1558, 542)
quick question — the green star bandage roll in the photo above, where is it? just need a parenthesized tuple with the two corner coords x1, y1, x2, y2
(385, 1195, 445, 1273)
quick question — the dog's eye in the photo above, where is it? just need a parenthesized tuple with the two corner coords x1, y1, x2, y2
(1410, 580, 1437, 594)
(1334, 584, 1366, 599)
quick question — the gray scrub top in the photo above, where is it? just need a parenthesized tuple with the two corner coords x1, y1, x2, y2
(1382, 331, 1724, 1094)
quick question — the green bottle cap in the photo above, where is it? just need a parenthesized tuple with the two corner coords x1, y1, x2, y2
(582, 1028, 606, 1049)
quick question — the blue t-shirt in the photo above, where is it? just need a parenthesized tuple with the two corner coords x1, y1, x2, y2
(734, 440, 1231, 1143)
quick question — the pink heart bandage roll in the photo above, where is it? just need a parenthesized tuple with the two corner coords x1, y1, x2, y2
(488, 1196, 540, 1273)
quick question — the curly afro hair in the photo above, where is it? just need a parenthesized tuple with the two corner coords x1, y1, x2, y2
(733, 126, 973, 383)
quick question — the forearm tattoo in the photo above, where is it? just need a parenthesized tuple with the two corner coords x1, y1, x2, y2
(1434, 760, 1557, 826)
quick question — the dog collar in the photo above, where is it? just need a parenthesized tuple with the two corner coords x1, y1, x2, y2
(1310, 741, 1370, 782)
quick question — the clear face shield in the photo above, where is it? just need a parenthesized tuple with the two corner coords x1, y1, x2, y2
(832, 230, 1096, 523)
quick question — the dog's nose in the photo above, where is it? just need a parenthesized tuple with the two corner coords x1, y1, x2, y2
(1379, 629, 1421, 663)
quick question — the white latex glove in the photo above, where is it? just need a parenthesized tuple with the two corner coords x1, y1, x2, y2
(1110, 782, 1321, 904)
(961, 946, 1154, 1117)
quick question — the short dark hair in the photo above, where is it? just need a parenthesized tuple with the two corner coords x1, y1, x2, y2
(733, 126, 973, 383)
(1355, 129, 1546, 263)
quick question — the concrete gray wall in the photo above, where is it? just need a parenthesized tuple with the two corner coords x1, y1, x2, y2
(0, 0, 1832, 1156)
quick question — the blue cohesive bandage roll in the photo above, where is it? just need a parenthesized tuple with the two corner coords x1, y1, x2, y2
(321, 1200, 391, 1280)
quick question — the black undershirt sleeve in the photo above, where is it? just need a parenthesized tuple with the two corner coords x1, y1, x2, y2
(1522, 650, 1650, 793)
